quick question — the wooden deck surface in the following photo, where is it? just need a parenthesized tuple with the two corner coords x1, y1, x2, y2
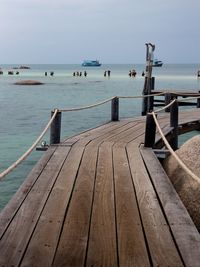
(0, 109, 200, 267)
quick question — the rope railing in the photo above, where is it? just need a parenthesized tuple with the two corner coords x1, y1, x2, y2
(0, 91, 200, 181)
(172, 91, 200, 96)
(59, 92, 165, 112)
(177, 95, 200, 102)
(118, 92, 165, 99)
(153, 99, 176, 113)
(157, 90, 200, 96)
(59, 96, 116, 112)
(0, 109, 59, 181)
(151, 111, 200, 182)
(144, 96, 200, 181)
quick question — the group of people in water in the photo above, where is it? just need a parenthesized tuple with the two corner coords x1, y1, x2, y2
(104, 70, 111, 77)
(45, 71, 54, 76)
(129, 70, 145, 77)
(73, 71, 87, 77)
(0, 70, 20, 75)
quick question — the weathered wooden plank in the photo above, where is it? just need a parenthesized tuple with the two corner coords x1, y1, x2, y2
(64, 121, 118, 145)
(140, 146, 200, 267)
(86, 143, 118, 267)
(126, 143, 184, 267)
(20, 145, 85, 267)
(64, 119, 134, 146)
(0, 109, 199, 267)
(113, 145, 151, 266)
(75, 120, 140, 150)
(0, 146, 71, 267)
(52, 145, 98, 267)
(0, 146, 57, 237)
(106, 122, 144, 144)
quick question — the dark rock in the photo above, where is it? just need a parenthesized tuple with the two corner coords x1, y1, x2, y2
(14, 80, 44, 85)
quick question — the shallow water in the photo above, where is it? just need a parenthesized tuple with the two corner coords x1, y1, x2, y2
(0, 63, 199, 210)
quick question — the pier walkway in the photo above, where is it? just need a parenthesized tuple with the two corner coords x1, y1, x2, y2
(0, 108, 200, 266)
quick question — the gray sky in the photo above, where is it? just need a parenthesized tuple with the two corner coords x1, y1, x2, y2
(1, 0, 200, 64)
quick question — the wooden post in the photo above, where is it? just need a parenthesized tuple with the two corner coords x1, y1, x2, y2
(170, 100, 179, 150)
(50, 110, 62, 145)
(142, 43, 155, 116)
(197, 91, 200, 108)
(111, 97, 119, 121)
(165, 93, 172, 112)
(147, 77, 155, 112)
(151, 77, 155, 91)
(142, 77, 148, 116)
(144, 113, 157, 147)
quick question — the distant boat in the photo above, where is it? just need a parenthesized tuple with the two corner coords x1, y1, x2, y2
(82, 60, 101, 67)
(19, 65, 30, 69)
(153, 59, 163, 67)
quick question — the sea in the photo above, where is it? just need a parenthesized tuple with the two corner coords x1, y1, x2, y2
(0, 63, 200, 210)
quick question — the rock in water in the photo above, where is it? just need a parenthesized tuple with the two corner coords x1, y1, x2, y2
(163, 135, 200, 231)
(14, 80, 44, 85)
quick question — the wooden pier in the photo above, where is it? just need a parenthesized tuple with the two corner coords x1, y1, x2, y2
(0, 107, 200, 266)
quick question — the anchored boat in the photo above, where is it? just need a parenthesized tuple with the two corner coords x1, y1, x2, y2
(82, 60, 101, 67)
(153, 59, 163, 67)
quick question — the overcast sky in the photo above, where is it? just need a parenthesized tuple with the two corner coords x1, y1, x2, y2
(1, 0, 200, 64)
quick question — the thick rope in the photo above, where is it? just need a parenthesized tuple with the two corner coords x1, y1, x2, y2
(0, 109, 59, 181)
(153, 99, 176, 113)
(59, 97, 116, 112)
(171, 91, 200, 96)
(118, 92, 165, 99)
(1, 92, 199, 181)
(151, 112, 200, 182)
(158, 90, 200, 97)
(177, 95, 200, 102)
(59, 93, 165, 112)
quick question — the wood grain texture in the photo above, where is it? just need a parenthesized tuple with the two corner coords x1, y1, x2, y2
(127, 143, 184, 267)
(113, 145, 150, 267)
(21, 146, 84, 267)
(140, 146, 200, 267)
(52, 145, 98, 267)
(0, 146, 57, 237)
(86, 143, 118, 267)
(0, 108, 199, 267)
(0, 146, 71, 266)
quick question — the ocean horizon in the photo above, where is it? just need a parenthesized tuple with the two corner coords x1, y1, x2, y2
(0, 63, 200, 210)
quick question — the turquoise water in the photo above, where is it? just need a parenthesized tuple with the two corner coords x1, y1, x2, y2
(0, 64, 200, 210)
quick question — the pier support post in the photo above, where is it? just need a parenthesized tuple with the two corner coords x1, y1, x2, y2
(141, 77, 148, 116)
(147, 77, 155, 112)
(111, 97, 119, 121)
(50, 110, 62, 145)
(144, 113, 157, 147)
(142, 77, 155, 115)
(165, 93, 172, 112)
(170, 100, 179, 150)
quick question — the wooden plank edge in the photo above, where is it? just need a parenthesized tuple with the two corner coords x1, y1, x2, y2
(140, 145, 200, 266)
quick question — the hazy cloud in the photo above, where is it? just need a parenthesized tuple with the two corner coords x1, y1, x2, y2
(1, 0, 200, 63)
